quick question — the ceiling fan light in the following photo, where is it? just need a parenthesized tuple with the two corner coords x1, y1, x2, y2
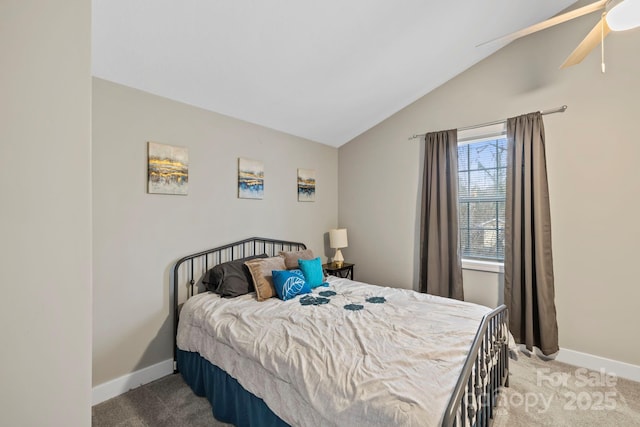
(607, 0, 640, 31)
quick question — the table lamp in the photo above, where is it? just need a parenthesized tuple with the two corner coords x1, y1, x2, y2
(329, 228, 348, 268)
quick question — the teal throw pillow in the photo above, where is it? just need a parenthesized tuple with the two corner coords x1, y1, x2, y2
(298, 257, 327, 288)
(272, 269, 311, 301)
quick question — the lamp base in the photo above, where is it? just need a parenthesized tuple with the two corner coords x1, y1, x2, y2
(333, 248, 344, 268)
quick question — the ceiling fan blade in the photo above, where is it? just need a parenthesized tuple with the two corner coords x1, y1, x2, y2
(560, 17, 611, 68)
(477, 0, 608, 47)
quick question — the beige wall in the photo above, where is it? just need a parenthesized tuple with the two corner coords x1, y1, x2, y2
(339, 9, 640, 365)
(0, 1, 92, 425)
(92, 78, 338, 385)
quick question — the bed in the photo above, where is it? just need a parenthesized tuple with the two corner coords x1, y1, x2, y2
(172, 237, 509, 427)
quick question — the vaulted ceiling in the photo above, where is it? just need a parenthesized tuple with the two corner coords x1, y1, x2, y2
(92, 0, 577, 147)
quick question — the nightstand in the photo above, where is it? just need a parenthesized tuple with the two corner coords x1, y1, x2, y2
(322, 262, 354, 280)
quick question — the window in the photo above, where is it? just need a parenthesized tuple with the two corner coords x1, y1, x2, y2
(457, 128, 507, 264)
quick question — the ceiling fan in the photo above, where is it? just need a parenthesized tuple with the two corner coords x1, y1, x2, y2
(480, 0, 640, 71)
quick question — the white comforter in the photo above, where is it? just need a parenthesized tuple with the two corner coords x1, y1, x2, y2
(177, 276, 492, 427)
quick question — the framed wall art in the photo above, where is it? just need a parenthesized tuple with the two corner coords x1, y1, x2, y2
(147, 141, 188, 195)
(238, 158, 264, 199)
(297, 168, 316, 202)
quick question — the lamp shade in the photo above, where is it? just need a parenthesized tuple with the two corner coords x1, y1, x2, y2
(329, 228, 348, 248)
(607, 0, 640, 31)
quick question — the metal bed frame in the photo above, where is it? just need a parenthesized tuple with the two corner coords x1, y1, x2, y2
(442, 304, 510, 426)
(171, 237, 509, 427)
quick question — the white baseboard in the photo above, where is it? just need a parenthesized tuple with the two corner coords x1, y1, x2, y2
(556, 348, 640, 383)
(92, 358, 174, 406)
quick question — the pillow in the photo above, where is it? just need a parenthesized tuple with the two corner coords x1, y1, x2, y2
(202, 254, 268, 297)
(272, 269, 311, 301)
(244, 256, 287, 301)
(298, 257, 327, 288)
(279, 249, 315, 270)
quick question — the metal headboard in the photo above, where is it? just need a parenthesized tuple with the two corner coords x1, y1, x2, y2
(171, 237, 307, 371)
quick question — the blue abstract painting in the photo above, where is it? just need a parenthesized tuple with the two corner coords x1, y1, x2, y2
(297, 168, 315, 202)
(238, 158, 264, 199)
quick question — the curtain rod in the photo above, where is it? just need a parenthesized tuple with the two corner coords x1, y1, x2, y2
(408, 105, 567, 141)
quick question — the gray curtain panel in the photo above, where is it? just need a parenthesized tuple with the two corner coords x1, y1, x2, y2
(419, 129, 464, 300)
(504, 112, 559, 356)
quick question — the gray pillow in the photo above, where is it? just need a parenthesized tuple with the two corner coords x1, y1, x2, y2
(202, 254, 268, 297)
(279, 249, 315, 270)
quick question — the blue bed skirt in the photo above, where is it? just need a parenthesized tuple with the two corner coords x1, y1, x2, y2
(176, 349, 290, 427)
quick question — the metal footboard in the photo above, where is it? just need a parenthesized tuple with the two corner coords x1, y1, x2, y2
(442, 304, 509, 427)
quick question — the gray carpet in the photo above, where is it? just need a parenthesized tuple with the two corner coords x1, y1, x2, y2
(92, 355, 640, 426)
(493, 353, 640, 426)
(91, 374, 231, 427)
